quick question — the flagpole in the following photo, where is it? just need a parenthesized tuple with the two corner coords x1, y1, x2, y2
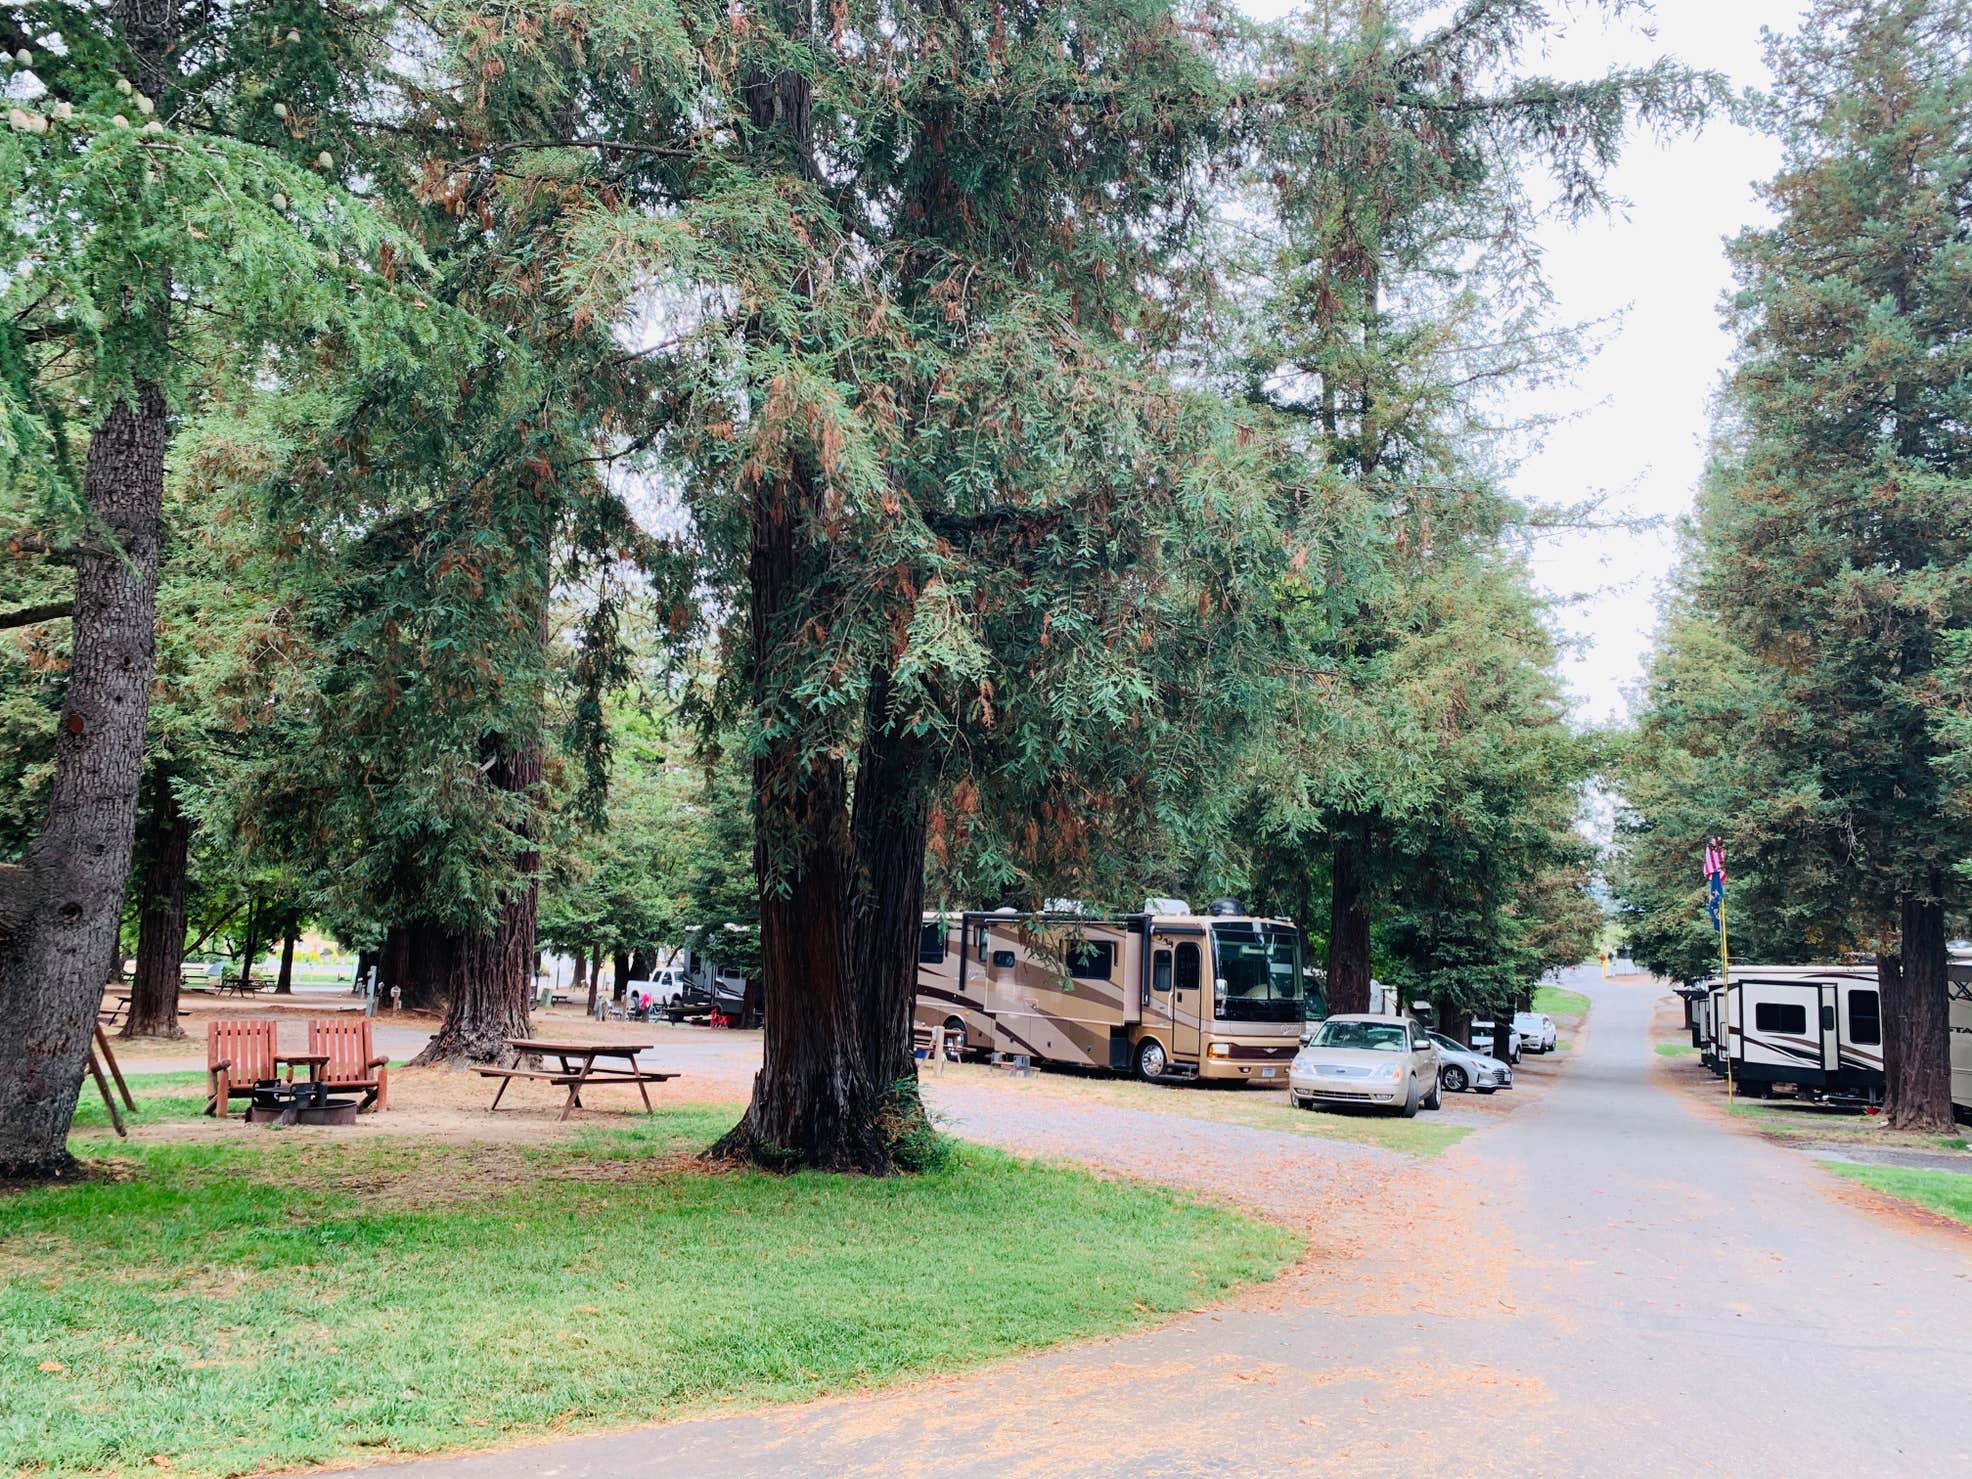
(1720, 876, 1734, 1108)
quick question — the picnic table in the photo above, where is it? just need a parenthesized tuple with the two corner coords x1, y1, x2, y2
(475, 1038, 678, 1121)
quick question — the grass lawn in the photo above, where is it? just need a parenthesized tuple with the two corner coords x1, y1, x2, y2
(1727, 1103, 1968, 1153)
(1532, 985, 1591, 1018)
(1821, 1162, 1972, 1226)
(1655, 1042, 1699, 1057)
(3, 1109, 1295, 1477)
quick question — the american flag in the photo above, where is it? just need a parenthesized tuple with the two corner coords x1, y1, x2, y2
(1703, 839, 1725, 881)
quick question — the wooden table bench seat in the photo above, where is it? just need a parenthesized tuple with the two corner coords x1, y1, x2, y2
(476, 1040, 678, 1119)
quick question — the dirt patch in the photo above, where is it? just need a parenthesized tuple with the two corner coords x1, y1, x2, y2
(1818, 1176, 1972, 1250)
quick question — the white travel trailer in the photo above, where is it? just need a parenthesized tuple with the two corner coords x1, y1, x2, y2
(1698, 965, 1885, 1101)
(1950, 958, 1971, 1122)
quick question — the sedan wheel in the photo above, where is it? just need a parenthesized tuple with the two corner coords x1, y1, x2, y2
(1440, 1064, 1469, 1094)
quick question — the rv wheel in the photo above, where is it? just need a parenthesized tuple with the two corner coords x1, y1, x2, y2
(1135, 1039, 1168, 1082)
(943, 1018, 967, 1060)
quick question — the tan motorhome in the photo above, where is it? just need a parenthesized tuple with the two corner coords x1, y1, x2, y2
(914, 900, 1305, 1083)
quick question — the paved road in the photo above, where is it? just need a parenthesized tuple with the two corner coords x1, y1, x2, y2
(323, 968, 1972, 1477)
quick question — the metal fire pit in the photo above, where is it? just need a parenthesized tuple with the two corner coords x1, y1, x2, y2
(244, 1079, 360, 1127)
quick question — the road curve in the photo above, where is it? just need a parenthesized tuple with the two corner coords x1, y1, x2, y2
(315, 968, 1972, 1478)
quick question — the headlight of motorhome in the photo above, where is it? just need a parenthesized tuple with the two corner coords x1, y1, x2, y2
(1208, 1042, 1230, 1059)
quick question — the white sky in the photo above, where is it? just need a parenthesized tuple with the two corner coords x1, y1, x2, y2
(1505, 0, 1797, 727)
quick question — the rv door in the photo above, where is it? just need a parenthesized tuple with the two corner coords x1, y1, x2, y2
(1819, 982, 1839, 1074)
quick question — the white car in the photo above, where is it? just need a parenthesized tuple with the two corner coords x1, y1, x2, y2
(1469, 1020, 1522, 1064)
(1289, 1014, 1442, 1118)
(1513, 1011, 1557, 1053)
(1426, 1031, 1512, 1093)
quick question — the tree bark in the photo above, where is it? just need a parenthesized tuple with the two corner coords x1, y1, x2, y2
(710, 459, 879, 1171)
(410, 744, 539, 1065)
(379, 917, 450, 1011)
(1887, 886, 1953, 1132)
(237, 898, 261, 993)
(614, 950, 633, 1001)
(849, 671, 933, 1102)
(0, 384, 169, 1178)
(274, 923, 297, 995)
(1326, 821, 1373, 1016)
(124, 769, 191, 1040)
(571, 947, 588, 1002)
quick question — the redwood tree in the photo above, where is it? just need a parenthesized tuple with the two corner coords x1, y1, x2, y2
(1708, 0, 1972, 1130)
(0, 0, 487, 1175)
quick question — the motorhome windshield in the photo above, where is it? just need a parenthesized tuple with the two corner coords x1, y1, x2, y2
(1211, 924, 1302, 1022)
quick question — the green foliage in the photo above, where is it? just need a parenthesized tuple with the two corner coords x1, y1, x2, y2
(1617, 0, 1972, 964)
(7, 1114, 1293, 1475)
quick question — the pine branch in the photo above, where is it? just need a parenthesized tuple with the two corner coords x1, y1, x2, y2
(0, 599, 70, 630)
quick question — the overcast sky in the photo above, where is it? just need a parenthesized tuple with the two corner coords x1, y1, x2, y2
(1505, 0, 1799, 728)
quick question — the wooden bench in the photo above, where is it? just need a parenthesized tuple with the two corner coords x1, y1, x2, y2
(206, 1019, 280, 1116)
(308, 1017, 390, 1112)
(474, 1038, 677, 1120)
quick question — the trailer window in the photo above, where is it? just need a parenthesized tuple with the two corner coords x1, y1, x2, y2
(918, 923, 947, 964)
(1848, 990, 1881, 1046)
(1174, 942, 1202, 992)
(1754, 1002, 1807, 1035)
(1152, 949, 1172, 992)
(1066, 941, 1114, 980)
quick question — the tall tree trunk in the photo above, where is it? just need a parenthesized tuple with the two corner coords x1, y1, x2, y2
(849, 673, 933, 1105)
(713, 27, 889, 1171)
(410, 744, 539, 1064)
(1887, 885, 1953, 1132)
(614, 950, 633, 1001)
(274, 923, 297, 995)
(1327, 821, 1372, 1016)
(571, 947, 588, 1002)
(0, 383, 169, 1178)
(125, 769, 191, 1040)
(237, 898, 261, 992)
(379, 917, 449, 1010)
(629, 949, 655, 994)
(711, 461, 877, 1170)
(1876, 945, 1902, 1104)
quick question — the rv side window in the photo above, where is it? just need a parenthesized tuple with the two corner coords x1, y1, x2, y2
(1849, 990, 1882, 1046)
(1754, 1002, 1807, 1035)
(1175, 942, 1202, 993)
(992, 949, 1017, 969)
(976, 926, 989, 963)
(918, 923, 947, 964)
(1067, 941, 1115, 980)
(1821, 1004, 1834, 1031)
(1152, 949, 1172, 992)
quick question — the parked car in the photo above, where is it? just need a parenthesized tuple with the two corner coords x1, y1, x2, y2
(1469, 1020, 1522, 1064)
(1289, 1014, 1441, 1118)
(1426, 1031, 1512, 1094)
(1513, 1011, 1557, 1054)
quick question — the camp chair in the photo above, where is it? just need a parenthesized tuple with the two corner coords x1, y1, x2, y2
(307, 1017, 390, 1111)
(205, 1019, 279, 1116)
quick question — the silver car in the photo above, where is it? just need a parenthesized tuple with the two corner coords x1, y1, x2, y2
(1289, 1014, 1442, 1117)
(1426, 1031, 1512, 1094)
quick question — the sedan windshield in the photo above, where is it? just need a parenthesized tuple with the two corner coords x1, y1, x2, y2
(1311, 1021, 1408, 1052)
